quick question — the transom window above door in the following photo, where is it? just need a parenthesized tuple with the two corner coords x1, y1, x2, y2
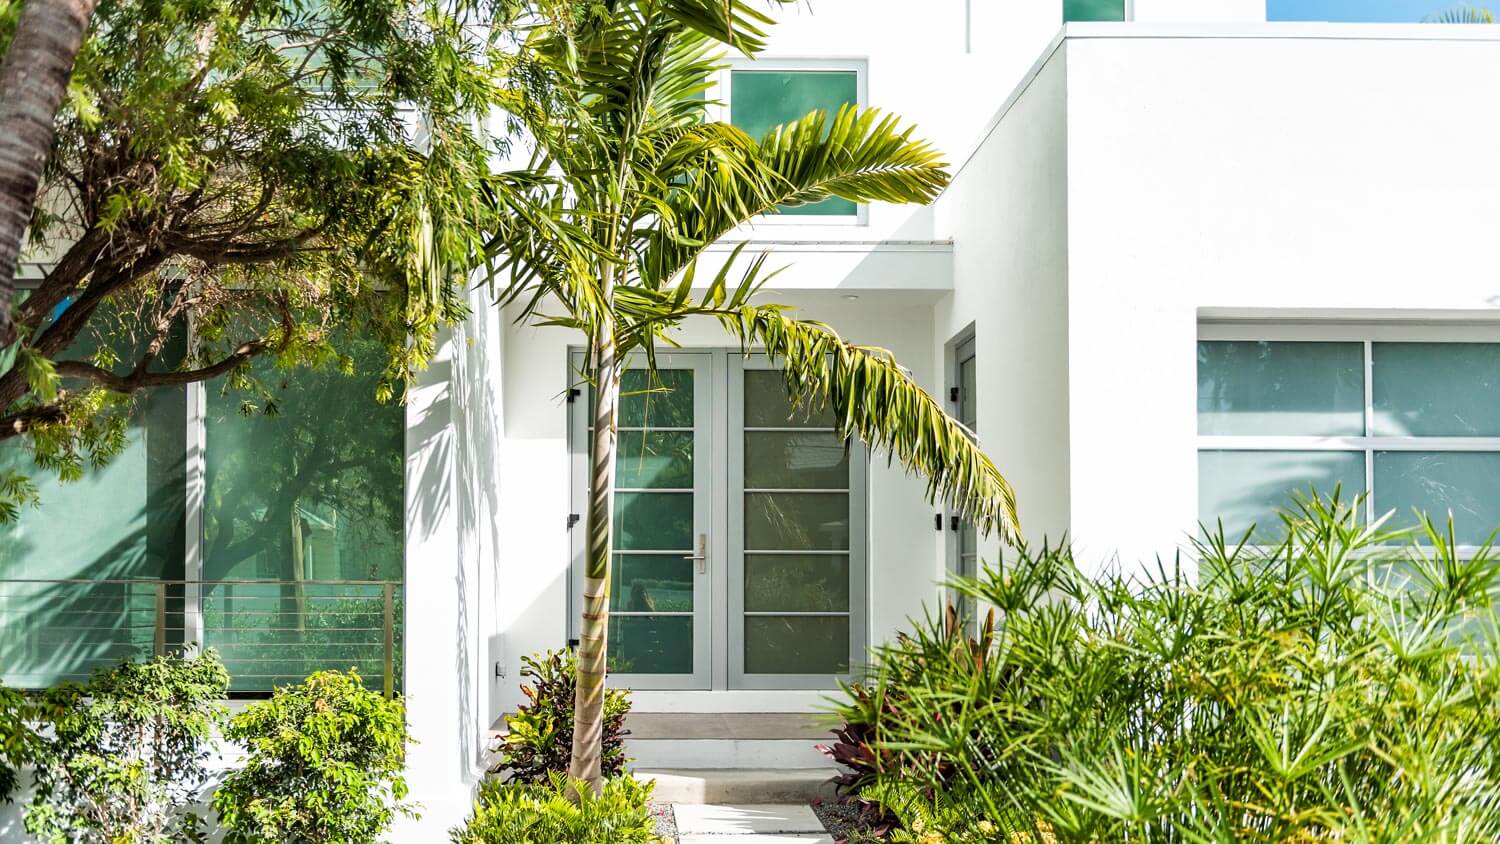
(1198, 329, 1500, 546)
(568, 350, 867, 691)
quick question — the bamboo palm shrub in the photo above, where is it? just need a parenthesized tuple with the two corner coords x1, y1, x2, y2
(828, 493, 1500, 841)
(485, 1, 1019, 792)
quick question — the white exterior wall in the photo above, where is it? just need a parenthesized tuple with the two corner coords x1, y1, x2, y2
(932, 43, 1073, 562)
(1062, 27, 1500, 574)
(493, 292, 940, 714)
(397, 285, 504, 837)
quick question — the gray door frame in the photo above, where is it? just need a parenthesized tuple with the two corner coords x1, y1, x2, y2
(727, 353, 867, 690)
(567, 349, 715, 690)
(567, 349, 867, 691)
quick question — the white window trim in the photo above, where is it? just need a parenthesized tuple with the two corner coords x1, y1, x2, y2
(715, 57, 870, 227)
(1199, 320, 1500, 554)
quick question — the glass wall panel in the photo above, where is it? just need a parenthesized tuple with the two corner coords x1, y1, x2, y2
(1198, 450, 1365, 541)
(1373, 343, 1500, 436)
(202, 330, 403, 691)
(1198, 341, 1365, 436)
(730, 70, 859, 216)
(1065, 0, 1126, 21)
(0, 315, 186, 688)
(1375, 452, 1500, 545)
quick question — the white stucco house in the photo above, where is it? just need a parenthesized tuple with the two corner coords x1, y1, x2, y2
(8, 0, 1500, 838)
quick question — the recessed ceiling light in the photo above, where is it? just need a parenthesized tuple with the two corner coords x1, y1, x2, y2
(842, 294, 860, 301)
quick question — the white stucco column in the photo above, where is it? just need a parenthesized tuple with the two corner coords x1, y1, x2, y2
(397, 302, 497, 838)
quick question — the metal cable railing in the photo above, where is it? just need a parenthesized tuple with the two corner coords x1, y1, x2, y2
(0, 579, 402, 697)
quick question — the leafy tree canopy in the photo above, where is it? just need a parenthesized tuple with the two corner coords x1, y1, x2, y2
(0, 0, 517, 519)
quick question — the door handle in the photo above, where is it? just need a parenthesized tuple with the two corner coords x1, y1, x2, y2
(684, 533, 707, 574)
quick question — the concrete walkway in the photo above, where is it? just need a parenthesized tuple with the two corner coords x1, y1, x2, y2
(672, 803, 833, 843)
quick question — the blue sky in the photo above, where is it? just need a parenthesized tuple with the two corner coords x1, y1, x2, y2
(1267, 0, 1489, 20)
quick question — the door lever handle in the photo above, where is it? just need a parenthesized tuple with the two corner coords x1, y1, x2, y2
(683, 533, 708, 574)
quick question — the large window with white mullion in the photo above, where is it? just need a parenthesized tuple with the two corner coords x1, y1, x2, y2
(0, 290, 407, 694)
(1198, 325, 1500, 547)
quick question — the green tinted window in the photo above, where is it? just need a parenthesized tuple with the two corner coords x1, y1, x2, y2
(0, 312, 187, 688)
(202, 329, 403, 690)
(1065, 0, 1126, 21)
(730, 69, 859, 217)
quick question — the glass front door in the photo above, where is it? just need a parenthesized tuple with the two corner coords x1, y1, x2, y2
(569, 351, 865, 691)
(570, 352, 713, 689)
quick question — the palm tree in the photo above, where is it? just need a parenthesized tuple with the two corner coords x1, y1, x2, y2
(0, 0, 100, 346)
(485, 0, 1020, 792)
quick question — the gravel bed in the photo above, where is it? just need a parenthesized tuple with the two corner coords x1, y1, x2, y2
(650, 801, 678, 842)
(814, 798, 876, 843)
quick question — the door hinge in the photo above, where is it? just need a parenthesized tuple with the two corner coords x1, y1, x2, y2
(950, 514, 961, 532)
(949, 386, 961, 404)
(934, 513, 943, 531)
(566, 388, 581, 403)
(566, 513, 580, 529)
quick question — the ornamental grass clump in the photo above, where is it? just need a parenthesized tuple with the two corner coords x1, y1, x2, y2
(827, 492, 1500, 841)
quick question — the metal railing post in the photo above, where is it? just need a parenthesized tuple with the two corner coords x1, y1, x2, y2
(383, 583, 395, 699)
(153, 583, 167, 658)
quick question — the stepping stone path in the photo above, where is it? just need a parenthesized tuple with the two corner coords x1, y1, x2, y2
(671, 803, 833, 843)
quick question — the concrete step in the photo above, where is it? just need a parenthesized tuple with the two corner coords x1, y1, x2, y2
(634, 768, 839, 804)
(625, 712, 836, 769)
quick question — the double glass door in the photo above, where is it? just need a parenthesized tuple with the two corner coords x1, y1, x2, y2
(568, 351, 865, 691)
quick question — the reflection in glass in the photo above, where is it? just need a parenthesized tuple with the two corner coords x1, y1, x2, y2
(615, 492, 693, 550)
(1373, 343, 1500, 437)
(0, 318, 186, 688)
(745, 431, 848, 489)
(1198, 450, 1365, 541)
(1375, 451, 1500, 545)
(745, 370, 836, 429)
(745, 554, 850, 613)
(203, 329, 403, 691)
(611, 431, 693, 489)
(745, 616, 849, 674)
(593, 369, 693, 429)
(611, 554, 694, 613)
(1197, 341, 1364, 436)
(746, 492, 850, 550)
(609, 615, 692, 674)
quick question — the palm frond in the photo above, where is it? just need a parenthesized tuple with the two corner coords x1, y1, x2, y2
(642, 105, 950, 285)
(717, 303, 1019, 540)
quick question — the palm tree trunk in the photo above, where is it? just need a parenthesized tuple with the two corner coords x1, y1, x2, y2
(569, 322, 620, 794)
(0, 0, 99, 347)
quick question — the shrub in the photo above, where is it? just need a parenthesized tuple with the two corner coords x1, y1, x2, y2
(495, 649, 631, 783)
(213, 669, 414, 843)
(450, 773, 662, 843)
(829, 493, 1500, 841)
(0, 685, 40, 804)
(25, 650, 230, 843)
